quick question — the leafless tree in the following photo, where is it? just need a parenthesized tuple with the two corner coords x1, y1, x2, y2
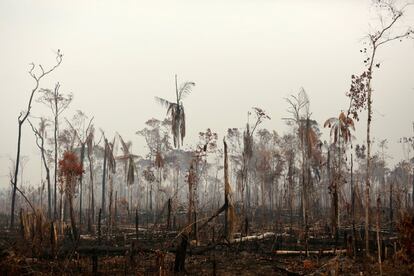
(28, 118, 52, 219)
(65, 111, 94, 224)
(10, 51, 63, 228)
(38, 82, 72, 219)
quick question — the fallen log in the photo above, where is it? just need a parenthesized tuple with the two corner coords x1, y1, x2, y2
(232, 232, 276, 242)
(273, 249, 347, 255)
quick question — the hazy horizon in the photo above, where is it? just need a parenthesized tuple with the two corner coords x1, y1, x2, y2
(1, 0, 414, 189)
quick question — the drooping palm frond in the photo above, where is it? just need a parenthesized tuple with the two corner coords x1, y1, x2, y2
(179, 104, 186, 146)
(178, 82, 195, 100)
(103, 136, 117, 174)
(167, 102, 177, 117)
(155, 96, 173, 110)
(324, 117, 337, 128)
(324, 112, 355, 144)
(117, 133, 131, 157)
(155, 75, 194, 148)
(116, 133, 138, 185)
(127, 159, 135, 185)
(170, 106, 179, 147)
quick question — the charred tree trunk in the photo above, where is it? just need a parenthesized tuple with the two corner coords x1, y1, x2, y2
(412, 168, 414, 208)
(223, 139, 235, 241)
(114, 191, 118, 224)
(167, 198, 172, 230)
(135, 208, 139, 240)
(187, 165, 195, 238)
(29, 120, 53, 220)
(108, 176, 113, 236)
(68, 192, 78, 241)
(288, 156, 294, 232)
(98, 208, 102, 244)
(174, 233, 188, 272)
(42, 143, 52, 220)
(54, 109, 58, 220)
(79, 143, 86, 224)
(87, 143, 95, 224)
(389, 181, 393, 233)
(351, 153, 357, 257)
(376, 195, 382, 275)
(10, 53, 62, 228)
(365, 79, 373, 256)
(101, 143, 107, 218)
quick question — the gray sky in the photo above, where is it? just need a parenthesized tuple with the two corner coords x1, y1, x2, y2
(1, 0, 413, 189)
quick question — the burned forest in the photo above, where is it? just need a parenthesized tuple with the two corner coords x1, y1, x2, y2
(1, 0, 414, 275)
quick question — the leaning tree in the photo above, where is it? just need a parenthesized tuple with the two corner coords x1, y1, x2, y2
(10, 51, 63, 228)
(28, 117, 52, 219)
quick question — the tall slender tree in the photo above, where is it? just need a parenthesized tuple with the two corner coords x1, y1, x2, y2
(10, 51, 63, 228)
(347, 0, 413, 255)
(65, 111, 94, 224)
(38, 82, 72, 219)
(28, 118, 52, 219)
(324, 112, 355, 240)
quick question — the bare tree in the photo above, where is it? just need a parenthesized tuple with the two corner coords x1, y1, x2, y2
(38, 82, 72, 219)
(28, 118, 52, 219)
(347, 0, 413, 255)
(10, 51, 63, 228)
(65, 111, 94, 224)
(242, 107, 270, 222)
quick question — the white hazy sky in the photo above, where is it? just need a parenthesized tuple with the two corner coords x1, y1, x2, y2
(0, 0, 413, 189)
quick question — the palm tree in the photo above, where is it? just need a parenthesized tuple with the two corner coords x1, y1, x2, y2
(324, 111, 354, 241)
(155, 75, 195, 148)
(324, 112, 354, 145)
(117, 134, 139, 216)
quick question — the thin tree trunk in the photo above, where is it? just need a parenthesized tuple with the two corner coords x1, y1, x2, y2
(167, 198, 171, 230)
(102, 143, 107, 217)
(10, 53, 62, 228)
(224, 139, 234, 241)
(365, 90, 372, 256)
(135, 208, 139, 240)
(54, 111, 58, 220)
(10, 122, 23, 228)
(365, 49, 376, 255)
(108, 176, 113, 236)
(68, 193, 78, 241)
(79, 144, 85, 224)
(412, 168, 414, 208)
(376, 195, 382, 276)
(389, 181, 393, 233)
(351, 153, 357, 258)
(115, 191, 118, 224)
(41, 140, 52, 220)
(87, 150, 94, 224)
